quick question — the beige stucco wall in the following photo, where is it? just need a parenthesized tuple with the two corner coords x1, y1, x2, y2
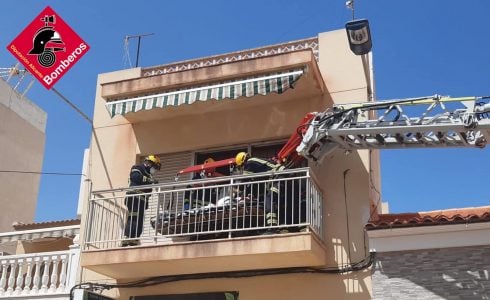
(0, 79, 46, 237)
(82, 29, 377, 299)
(316, 30, 378, 266)
(116, 271, 371, 299)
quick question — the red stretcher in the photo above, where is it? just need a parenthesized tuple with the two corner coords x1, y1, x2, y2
(177, 157, 237, 176)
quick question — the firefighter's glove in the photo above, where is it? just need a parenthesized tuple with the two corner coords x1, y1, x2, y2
(143, 176, 157, 184)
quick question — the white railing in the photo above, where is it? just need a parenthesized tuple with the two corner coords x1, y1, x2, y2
(85, 168, 324, 250)
(0, 245, 80, 298)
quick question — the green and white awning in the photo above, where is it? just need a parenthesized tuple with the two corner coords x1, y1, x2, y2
(106, 69, 304, 118)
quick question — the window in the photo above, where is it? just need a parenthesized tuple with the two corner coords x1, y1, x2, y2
(251, 143, 284, 160)
(194, 141, 288, 176)
(196, 147, 246, 176)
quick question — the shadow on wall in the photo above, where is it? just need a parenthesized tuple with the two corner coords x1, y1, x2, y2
(373, 245, 490, 299)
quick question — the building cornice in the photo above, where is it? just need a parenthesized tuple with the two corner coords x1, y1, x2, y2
(368, 222, 490, 252)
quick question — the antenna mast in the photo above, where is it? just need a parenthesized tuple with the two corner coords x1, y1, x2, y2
(346, 0, 355, 20)
(0, 63, 35, 97)
(123, 33, 155, 67)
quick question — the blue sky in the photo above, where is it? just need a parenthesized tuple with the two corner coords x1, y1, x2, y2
(0, 1, 488, 222)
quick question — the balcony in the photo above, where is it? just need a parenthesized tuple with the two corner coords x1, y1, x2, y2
(0, 226, 80, 299)
(81, 168, 327, 279)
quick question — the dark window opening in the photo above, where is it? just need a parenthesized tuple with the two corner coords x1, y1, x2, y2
(194, 141, 295, 177)
(251, 143, 284, 160)
(253, 142, 307, 168)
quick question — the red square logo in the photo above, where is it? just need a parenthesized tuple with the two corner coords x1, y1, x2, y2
(7, 6, 90, 89)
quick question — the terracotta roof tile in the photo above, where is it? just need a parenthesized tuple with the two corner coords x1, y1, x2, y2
(366, 206, 490, 230)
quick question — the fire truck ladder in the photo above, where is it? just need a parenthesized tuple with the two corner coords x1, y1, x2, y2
(297, 95, 490, 161)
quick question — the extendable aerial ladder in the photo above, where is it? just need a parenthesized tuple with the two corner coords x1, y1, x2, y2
(296, 95, 490, 162)
(178, 95, 490, 174)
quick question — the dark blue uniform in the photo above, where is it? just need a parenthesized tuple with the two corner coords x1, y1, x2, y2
(124, 164, 155, 239)
(243, 157, 289, 229)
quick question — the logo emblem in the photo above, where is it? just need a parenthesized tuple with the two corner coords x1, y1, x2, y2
(7, 6, 90, 89)
(28, 14, 65, 68)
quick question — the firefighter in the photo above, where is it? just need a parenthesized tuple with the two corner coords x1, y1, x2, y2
(235, 152, 289, 234)
(184, 158, 225, 210)
(122, 155, 161, 246)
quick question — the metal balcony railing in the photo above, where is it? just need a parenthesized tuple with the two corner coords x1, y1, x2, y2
(84, 168, 323, 250)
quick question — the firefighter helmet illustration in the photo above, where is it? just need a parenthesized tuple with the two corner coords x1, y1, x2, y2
(28, 15, 65, 68)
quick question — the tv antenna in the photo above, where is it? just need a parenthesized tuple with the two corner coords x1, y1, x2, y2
(346, 0, 355, 20)
(0, 63, 35, 98)
(123, 33, 154, 68)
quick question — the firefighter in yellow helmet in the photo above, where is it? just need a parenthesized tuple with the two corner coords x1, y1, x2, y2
(235, 152, 283, 174)
(122, 155, 161, 246)
(235, 152, 289, 234)
(235, 152, 249, 167)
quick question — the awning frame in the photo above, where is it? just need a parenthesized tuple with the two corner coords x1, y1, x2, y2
(0, 225, 80, 244)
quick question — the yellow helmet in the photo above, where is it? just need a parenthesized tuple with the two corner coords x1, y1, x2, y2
(145, 155, 161, 170)
(204, 158, 216, 172)
(204, 158, 215, 164)
(235, 152, 249, 166)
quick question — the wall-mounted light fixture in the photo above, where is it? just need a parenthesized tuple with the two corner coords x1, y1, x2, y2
(345, 19, 372, 56)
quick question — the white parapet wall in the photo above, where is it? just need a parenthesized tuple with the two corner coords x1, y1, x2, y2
(368, 222, 490, 252)
(0, 241, 80, 299)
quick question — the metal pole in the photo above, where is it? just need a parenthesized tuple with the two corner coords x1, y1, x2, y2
(52, 87, 93, 125)
(136, 36, 141, 67)
(347, 0, 355, 20)
(361, 54, 373, 102)
(124, 33, 154, 68)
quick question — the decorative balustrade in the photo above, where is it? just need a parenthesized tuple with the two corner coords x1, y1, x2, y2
(142, 37, 319, 77)
(0, 247, 79, 298)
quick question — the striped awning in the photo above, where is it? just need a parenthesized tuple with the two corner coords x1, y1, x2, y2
(106, 69, 304, 118)
(0, 225, 79, 244)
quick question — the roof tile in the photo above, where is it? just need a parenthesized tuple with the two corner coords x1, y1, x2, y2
(366, 206, 490, 230)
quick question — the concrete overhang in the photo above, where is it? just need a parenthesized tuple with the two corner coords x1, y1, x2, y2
(81, 232, 327, 280)
(100, 50, 327, 123)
